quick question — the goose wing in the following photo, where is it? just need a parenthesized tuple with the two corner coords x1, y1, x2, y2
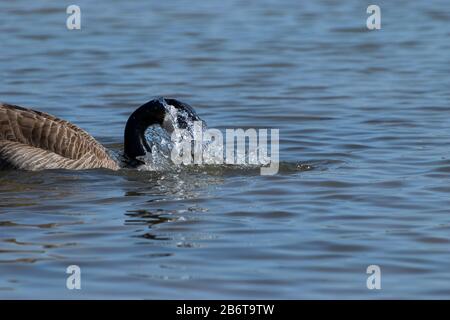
(0, 103, 119, 170)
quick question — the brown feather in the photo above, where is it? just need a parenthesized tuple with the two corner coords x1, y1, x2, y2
(0, 103, 120, 170)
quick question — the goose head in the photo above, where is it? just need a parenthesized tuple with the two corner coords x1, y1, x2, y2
(123, 97, 201, 166)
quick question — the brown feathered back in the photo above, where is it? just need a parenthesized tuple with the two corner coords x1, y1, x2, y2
(0, 103, 120, 170)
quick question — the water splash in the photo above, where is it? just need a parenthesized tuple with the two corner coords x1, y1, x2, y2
(136, 100, 311, 174)
(138, 101, 206, 171)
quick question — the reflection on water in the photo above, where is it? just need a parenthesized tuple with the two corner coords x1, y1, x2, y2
(1, 0, 450, 298)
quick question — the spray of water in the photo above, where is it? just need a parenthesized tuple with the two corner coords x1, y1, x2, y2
(138, 101, 207, 171)
(134, 101, 307, 174)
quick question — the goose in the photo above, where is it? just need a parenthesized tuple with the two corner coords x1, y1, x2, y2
(0, 97, 201, 171)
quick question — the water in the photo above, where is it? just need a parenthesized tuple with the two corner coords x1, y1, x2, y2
(0, 0, 449, 299)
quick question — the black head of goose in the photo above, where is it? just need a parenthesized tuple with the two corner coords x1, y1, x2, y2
(0, 97, 201, 171)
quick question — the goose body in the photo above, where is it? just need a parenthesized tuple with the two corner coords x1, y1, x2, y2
(0, 98, 200, 171)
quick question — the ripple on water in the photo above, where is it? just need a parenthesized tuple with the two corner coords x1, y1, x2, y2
(1, 0, 450, 299)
